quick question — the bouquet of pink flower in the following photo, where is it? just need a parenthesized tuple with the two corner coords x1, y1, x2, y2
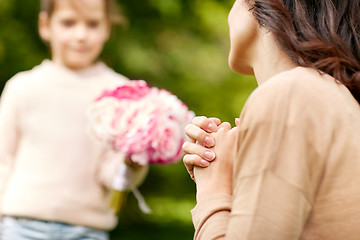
(87, 80, 194, 166)
(87, 80, 194, 213)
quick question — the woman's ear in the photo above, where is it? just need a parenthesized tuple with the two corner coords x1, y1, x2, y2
(38, 12, 51, 42)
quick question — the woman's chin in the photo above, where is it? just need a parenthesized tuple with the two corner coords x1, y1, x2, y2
(228, 58, 253, 75)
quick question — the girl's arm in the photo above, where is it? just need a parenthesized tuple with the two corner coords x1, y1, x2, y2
(0, 80, 21, 218)
(97, 150, 148, 191)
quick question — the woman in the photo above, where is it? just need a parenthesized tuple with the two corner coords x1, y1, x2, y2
(183, 0, 360, 239)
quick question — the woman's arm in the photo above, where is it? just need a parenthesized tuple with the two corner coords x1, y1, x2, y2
(188, 122, 238, 240)
(193, 123, 236, 201)
(182, 116, 222, 179)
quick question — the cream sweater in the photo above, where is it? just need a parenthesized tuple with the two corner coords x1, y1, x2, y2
(0, 60, 147, 230)
(191, 67, 360, 239)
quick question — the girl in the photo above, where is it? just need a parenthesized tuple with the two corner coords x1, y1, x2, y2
(0, 0, 147, 239)
(183, 0, 360, 239)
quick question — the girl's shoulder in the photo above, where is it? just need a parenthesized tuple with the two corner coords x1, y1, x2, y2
(94, 62, 129, 82)
(5, 62, 47, 91)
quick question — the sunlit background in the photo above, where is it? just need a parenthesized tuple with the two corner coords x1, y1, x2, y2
(0, 0, 257, 239)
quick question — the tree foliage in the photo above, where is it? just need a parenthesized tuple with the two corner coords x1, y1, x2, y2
(0, 0, 257, 239)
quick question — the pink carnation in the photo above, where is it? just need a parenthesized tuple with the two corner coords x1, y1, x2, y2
(96, 80, 150, 101)
(87, 80, 194, 165)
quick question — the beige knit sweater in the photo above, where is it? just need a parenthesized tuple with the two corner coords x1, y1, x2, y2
(0, 60, 147, 230)
(192, 67, 360, 239)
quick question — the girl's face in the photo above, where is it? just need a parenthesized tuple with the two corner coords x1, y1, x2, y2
(39, 0, 110, 70)
(228, 0, 259, 74)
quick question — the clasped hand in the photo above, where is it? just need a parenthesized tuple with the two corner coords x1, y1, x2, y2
(182, 116, 239, 202)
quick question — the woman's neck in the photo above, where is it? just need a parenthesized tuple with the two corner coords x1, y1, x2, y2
(252, 32, 297, 85)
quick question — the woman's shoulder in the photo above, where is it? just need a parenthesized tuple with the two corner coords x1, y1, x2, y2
(241, 67, 355, 125)
(248, 67, 345, 107)
(259, 67, 331, 93)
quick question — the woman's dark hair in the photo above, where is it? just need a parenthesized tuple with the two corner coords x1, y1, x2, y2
(248, 0, 360, 103)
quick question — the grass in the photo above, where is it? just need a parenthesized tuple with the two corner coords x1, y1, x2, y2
(109, 163, 197, 239)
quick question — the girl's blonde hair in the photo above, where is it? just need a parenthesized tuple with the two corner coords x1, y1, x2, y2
(40, 0, 126, 25)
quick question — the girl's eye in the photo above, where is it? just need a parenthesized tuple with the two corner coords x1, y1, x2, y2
(61, 20, 75, 27)
(88, 21, 99, 28)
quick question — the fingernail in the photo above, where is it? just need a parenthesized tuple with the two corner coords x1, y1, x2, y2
(200, 160, 210, 167)
(208, 123, 217, 131)
(235, 118, 240, 126)
(204, 136, 214, 146)
(204, 151, 215, 160)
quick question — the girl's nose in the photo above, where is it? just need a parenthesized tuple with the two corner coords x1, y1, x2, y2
(74, 24, 88, 40)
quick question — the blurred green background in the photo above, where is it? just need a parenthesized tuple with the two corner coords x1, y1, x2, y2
(0, 0, 257, 239)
